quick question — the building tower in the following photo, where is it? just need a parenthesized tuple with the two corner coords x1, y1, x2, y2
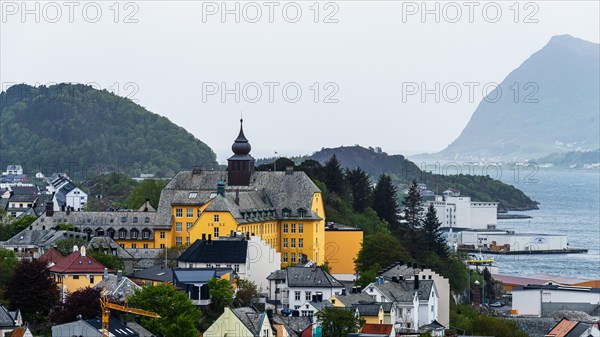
(227, 119, 255, 186)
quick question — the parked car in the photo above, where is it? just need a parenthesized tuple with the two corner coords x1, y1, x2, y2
(490, 301, 503, 307)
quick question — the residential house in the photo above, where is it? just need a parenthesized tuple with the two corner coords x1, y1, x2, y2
(49, 246, 109, 300)
(51, 175, 87, 211)
(85, 237, 136, 274)
(419, 320, 445, 337)
(9, 326, 34, 337)
(52, 317, 139, 337)
(39, 247, 65, 267)
(0, 305, 22, 337)
(296, 299, 335, 323)
(203, 307, 273, 337)
(545, 318, 600, 337)
(173, 268, 234, 306)
(513, 284, 600, 317)
(3, 165, 23, 176)
(6, 195, 38, 218)
(177, 234, 280, 291)
(363, 277, 439, 333)
(360, 324, 394, 336)
(267, 266, 345, 312)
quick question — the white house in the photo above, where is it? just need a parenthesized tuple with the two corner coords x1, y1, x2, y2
(267, 266, 345, 312)
(177, 234, 280, 291)
(512, 284, 600, 317)
(363, 277, 439, 333)
(204, 307, 273, 337)
(3, 165, 23, 176)
(51, 175, 87, 211)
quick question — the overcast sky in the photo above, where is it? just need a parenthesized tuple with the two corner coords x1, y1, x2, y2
(1, 1, 599, 163)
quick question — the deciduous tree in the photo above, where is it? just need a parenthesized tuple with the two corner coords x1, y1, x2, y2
(316, 307, 364, 337)
(233, 279, 259, 308)
(6, 259, 59, 319)
(355, 232, 411, 273)
(50, 287, 101, 324)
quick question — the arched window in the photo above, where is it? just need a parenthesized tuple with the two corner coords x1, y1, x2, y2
(142, 228, 151, 239)
(118, 228, 127, 239)
(144, 217, 150, 223)
(130, 229, 139, 239)
(107, 228, 116, 239)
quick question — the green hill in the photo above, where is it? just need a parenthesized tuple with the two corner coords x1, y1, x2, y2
(0, 83, 217, 177)
(308, 146, 538, 211)
(535, 149, 600, 167)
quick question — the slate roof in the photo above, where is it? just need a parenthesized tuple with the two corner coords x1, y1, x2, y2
(308, 300, 335, 311)
(177, 238, 248, 263)
(0, 305, 17, 328)
(156, 170, 322, 227)
(3, 228, 86, 249)
(20, 193, 53, 217)
(10, 186, 39, 196)
(267, 270, 286, 281)
(7, 194, 38, 203)
(231, 307, 266, 336)
(353, 303, 381, 316)
(130, 266, 173, 283)
(373, 280, 435, 303)
(379, 262, 421, 281)
(86, 237, 134, 259)
(286, 266, 344, 288)
(125, 322, 154, 337)
(93, 274, 141, 299)
(173, 268, 220, 284)
(49, 248, 109, 274)
(420, 320, 445, 332)
(85, 317, 139, 336)
(334, 292, 375, 306)
(271, 316, 312, 337)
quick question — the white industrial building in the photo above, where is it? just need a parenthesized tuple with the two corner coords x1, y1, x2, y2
(430, 195, 498, 230)
(512, 284, 600, 317)
(50, 174, 87, 211)
(441, 228, 569, 252)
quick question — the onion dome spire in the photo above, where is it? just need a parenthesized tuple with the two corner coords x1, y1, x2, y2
(232, 118, 251, 155)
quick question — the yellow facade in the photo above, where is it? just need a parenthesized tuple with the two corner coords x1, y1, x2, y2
(54, 273, 104, 295)
(204, 307, 272, 337)
(324, 226, 363, 276)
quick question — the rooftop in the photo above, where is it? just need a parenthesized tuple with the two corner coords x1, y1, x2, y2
(286, 266, 344, 288)
(49, 247, 109, 274)
(177, 238, 248, 264)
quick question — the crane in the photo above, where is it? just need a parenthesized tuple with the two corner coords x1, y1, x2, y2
(100, 280, 160, 337)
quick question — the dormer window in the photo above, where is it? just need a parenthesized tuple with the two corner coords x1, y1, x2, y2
(133, 217, 138, 223)
(297, 208, 307, 218)
(282, 208, 291, 218)
(121, 217, 127, 223)
(189, 192, 198, 198)
(144, 217, 150, 223)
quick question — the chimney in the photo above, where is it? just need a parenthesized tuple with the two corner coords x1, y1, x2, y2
(398, 260, 404, 266)
(46, 200, 54, 217)
(202, 233, 206, 241)
(104, 268, 108, 279)
(66, 206, 71, 215)
(80, 246, 86, 257)
(235, 190, 240, 205)
(246, 232, 250, 240)
(144, 197, 150, 212)
(414, 275, 419, 290)
(217, 180, 225, 197)
(117, 270, 122, 282)
(192, 165, 202, 175)
(61, 205, 65, 212)
(421, 264, 426, 270)
(208, 234, 212, 243)
(73, 245, 79, 252)
(285, 166, 294, 175)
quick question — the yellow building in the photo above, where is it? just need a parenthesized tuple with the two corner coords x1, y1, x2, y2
(49, 246, 108, 300)
(154, 119, 326, 267)
(324, 223, 363, 280)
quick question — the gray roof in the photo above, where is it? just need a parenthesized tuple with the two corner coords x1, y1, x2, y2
(7, 194, 38, 203)
(286, 266, 344, 288)
(86, 237, 134, 259)
(333, 292, 374, 306)
(125, 322, 154, 337)
(10, 186, 39, 195)
(379, 262, 421, 281)
(173, 268, 220, 284)
(353, 303, 381, 316)
(157, 170, 321, 227)
(177, 239, 248, 264)
(231, 307, 266, 336)
(0, 305, 17, 328)
(267, 270, 286, 281)
(373, 280, 435, 303)
(93, 274, 141, 299)
(130, 266, 173, 283)
(308, 300, 335, 311)
(272, 316, 312, 337)
(3, 228, 86, 249)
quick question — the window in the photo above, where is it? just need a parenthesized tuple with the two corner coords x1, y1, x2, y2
(298, 223, 304, 233)
(283, 209, 290, 218)
(176, 237, 182, 245)
(119, 230, 126, 239)
(131, 244, 136, 249)
(305, 291, 311, 301)
(176, 222, 182, 232)
(299, 238, 304, 248)
(234, 264, 240, 272)
(186, 222, 193, 230)
(291, 238, 296, 248)
(143, 244, 148, 249)
(131, 231, 138, 239)
(133, 217, 138, 223)
(160, 244, 165, 249)
(90, 276, 94, 284)
(189, 192, 197, 198)
(291, 253, 296, 263)
(214, 214, 219, 222)
(186, 237, 190, 244)
(283, 238, 288, 248)
(283, 224, 288, 233)
(144, 217, 150, 223)
(121, 217, 127, 223)
(176, 208, 182, 217)
(214, 227, 219, 238)
(187, 208, 193, 217)
(119, 244, 125, 248)
(73, 275, 80, 280)
(142, 230, 150, 239)
(291, 224, 296, 233)
(160, 231, 165, 239)
(295, 291, 301, 301)
(283, 253, 288, 262)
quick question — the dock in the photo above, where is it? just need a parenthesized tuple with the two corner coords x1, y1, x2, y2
(460, 248, 588, 255)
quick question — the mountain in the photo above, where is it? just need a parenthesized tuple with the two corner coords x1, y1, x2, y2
(0, 83, 217, 177)
(306, 146, 538, 211)
(435, 35, 599, 161)
(534, 149, 600, 168)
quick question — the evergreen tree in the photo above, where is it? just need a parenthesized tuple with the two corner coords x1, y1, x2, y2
(422, 203, 448, 257)
(373, 174, 399, 227)
(323, 155, 347, 196)
(403, 180, 424, 231)
(345, 167, 373, 212)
